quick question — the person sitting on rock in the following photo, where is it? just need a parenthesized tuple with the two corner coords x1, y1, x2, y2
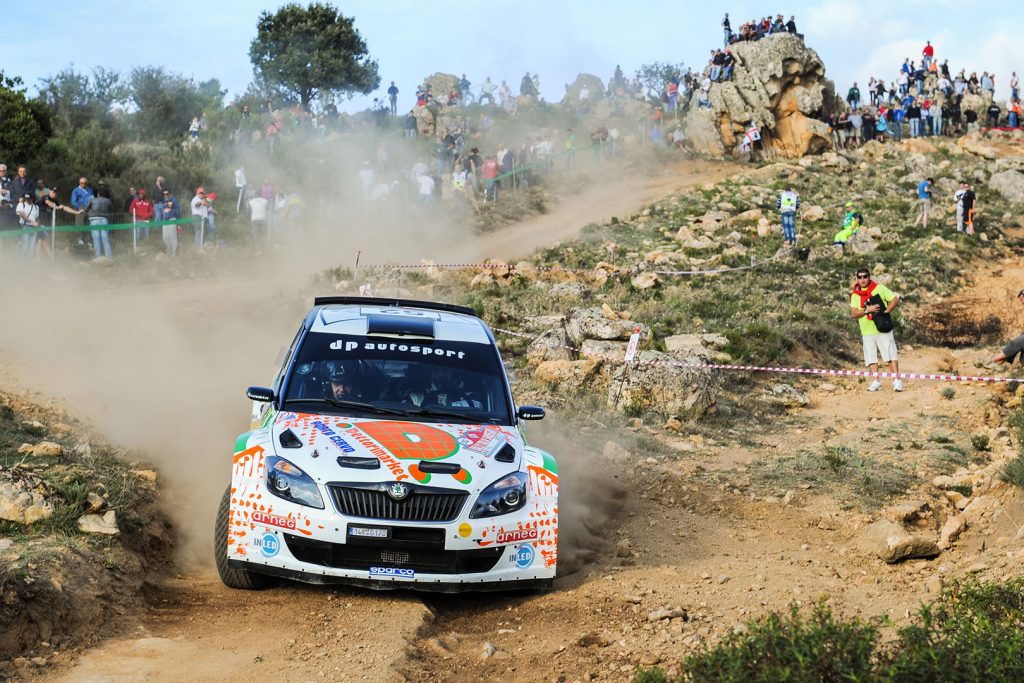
(833, 201, 863, 245)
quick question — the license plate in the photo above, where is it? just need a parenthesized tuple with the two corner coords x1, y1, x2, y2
(349, 525, 389, 539)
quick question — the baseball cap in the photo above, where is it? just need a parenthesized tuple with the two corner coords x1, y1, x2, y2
(845, 201, 854, 208)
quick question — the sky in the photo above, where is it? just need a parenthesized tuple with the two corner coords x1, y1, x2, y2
(6, 1, 1024, 112)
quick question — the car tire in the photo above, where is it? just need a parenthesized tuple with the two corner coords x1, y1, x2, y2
(214, 486, 276, 590)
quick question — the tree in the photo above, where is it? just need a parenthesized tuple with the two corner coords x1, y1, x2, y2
(126, 66, 226, 141)
(249, 2, 380, 109)
(38, 66, 128, 131)
(0, 71, 52, 165)
(636, 61, 686, 103)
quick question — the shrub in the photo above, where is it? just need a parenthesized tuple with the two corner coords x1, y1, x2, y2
(679, 602, 878, 682)
(881, 579, 1024, 682)
(634, 580, 1024, 683)
(941, 387, 956, 400)
(970, 434, 991, 452)
(1001, 453, 1024, 489)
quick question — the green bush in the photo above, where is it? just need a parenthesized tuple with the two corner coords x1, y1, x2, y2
(881, 579, 1024, 682)
(635, 579, 1024, 683)
(1001, 453, 1024, 489)
(680, 602, 877, 682)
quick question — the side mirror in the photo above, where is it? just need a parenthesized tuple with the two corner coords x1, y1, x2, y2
(516, 405, 545, 421)
(246, 386, 276, 403)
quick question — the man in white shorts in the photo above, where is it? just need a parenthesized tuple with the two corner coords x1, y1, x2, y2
(850, 267, 903, 391)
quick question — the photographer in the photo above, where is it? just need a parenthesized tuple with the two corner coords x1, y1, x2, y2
(850, 267, 903, 392)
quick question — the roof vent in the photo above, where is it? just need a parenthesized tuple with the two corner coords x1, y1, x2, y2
(366, 313, 435, 339)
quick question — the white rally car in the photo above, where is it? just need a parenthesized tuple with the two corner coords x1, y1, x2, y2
(215, 297, 558, 591)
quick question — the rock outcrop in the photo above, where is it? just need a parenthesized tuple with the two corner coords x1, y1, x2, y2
(684, 33, 833, 158)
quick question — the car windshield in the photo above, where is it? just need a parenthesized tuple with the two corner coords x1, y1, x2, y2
(283, 332, 512, 424)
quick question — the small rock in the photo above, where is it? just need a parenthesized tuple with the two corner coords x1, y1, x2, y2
(30, 441, 64, 458)
(481, 642, 497, 659)
(782, 490, 798, 506)
(17, 444, 33, 454)
(21, 420, 46, 435)
(859, 519, 939, 563)
(938, 515, 966, 550)
(665, 417, 684, 433)
(925, 574, 944, 595)
(966, 562, 988, 574)
(717, 575, 730, 585)
(647, 608, 687, 622)
(85, 492, 106, 513)
(631, 272, 660, 290)
(818, 383, 837, 393)
(77, 510, 119, 535)
(616, 539, 633, 558)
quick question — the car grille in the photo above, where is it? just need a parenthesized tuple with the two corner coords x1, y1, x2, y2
(328, 484, 468, 522)
(283, 534, 503, 574)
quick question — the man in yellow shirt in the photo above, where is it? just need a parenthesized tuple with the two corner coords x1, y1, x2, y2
(850, 267, 903, 391)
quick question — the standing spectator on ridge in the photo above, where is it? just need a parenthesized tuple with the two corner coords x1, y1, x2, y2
(248, 192, 269, 254)
(847, 82, 860, 110)
(850, 267, 903, 392)
(987, 101, 1001, 128)
(235, 166, 247, 212)
(10, 166, 33, 210)
(1012, 72, 1020, 100)
(914, 177, 933, 228)
(16, 194, 40, 260)
(722, 13, 731, 47)
(403, 110, 418, 138)
(387, 81, 399, 115)
(922, 41, 934, 69)
(907, 98, 922, 138)
(479, 77, 496, 105)
(84, 186, 113, 260)
(190, 187, 212, 250)
(129, 188, 155, 244)
(1010, 98, 1022, 128)
(0, 165, 10, 207)
(70, 176, 93, 227)
(158, 189, 180, 256)
(786, 16, 797, 34)
(777, 186, 800, 247)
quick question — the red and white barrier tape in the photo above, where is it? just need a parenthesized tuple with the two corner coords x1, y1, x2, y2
(492, 327, 1023, 384)
(355, 246, 795, 279)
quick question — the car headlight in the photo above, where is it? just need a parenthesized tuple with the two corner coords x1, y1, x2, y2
(469, 472, 528, 518)
(265, 456, 324, 509)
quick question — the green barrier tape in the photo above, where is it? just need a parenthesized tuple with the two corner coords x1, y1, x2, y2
(491, 139, 611, 182)
(0, 217, 195, 239)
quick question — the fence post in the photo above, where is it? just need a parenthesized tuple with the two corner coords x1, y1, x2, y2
(51, 210, 56, 265)
(132, 209, 137, 254)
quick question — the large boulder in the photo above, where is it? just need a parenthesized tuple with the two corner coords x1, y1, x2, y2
(607, 350, 718, 417)
(684, 33, 833, 158)
(858, 519, 940, 563)
(565, 308, 650, 345)
(989, 170, 1024, 204)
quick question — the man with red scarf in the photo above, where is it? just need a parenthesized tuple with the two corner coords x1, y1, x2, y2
(850, 267, 903, 391)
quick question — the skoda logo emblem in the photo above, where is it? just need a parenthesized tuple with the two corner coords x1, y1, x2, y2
(387, 482, 410, 500)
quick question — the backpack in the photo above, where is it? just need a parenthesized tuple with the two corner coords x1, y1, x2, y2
(866, 294, 894, 332)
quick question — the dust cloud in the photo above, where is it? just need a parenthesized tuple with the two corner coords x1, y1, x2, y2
(527, 421, 627, 575)
(0, 126, 664, 573)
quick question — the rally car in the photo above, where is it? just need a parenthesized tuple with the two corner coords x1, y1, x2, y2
(214, 296, 558, 591)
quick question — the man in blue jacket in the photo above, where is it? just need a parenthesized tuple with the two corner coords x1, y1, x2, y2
(70, 176, 94, 227)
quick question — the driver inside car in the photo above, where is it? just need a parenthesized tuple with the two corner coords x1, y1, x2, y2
(325, 362, 361, 401)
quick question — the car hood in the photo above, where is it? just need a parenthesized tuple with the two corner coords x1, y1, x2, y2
(270, 412, 523, 492)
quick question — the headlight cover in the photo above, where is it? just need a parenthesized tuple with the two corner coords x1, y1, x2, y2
(265, 456, 325, 509)
(469, 472, 528, 518)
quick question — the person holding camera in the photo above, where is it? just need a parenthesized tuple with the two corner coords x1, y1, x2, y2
(850, 267, 903, 392)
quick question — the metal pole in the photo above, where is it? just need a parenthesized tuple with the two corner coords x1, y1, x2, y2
(51, 210, 56, 265)
(132, 209, 137, 254)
